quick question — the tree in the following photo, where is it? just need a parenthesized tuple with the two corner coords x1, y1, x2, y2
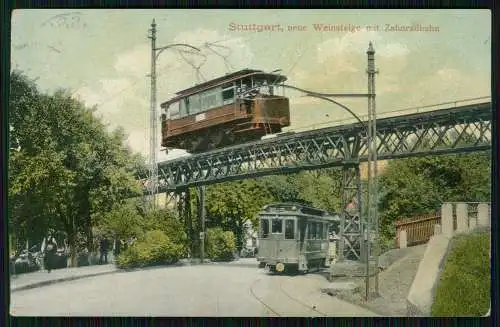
(205, 179, 272, 251)
(99, 202, 143, 241)
(260, 174, 302, 203)
(378, 151, 491, 240)
(8, 71, 144, 265)
(260, 168, 342, 212)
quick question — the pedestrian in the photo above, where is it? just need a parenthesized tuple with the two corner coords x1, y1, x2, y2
(99, 236, 109, 264)
(113, 238, 121, 257)
(42, 230, 58, 273)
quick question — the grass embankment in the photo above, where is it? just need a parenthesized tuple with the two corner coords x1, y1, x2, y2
(431, 231, 490, 316)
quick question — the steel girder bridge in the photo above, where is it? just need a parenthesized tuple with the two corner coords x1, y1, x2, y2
(137, 100, 492, 261)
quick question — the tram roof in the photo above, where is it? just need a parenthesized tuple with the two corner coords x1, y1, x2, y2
(160, 68, 287, 107)
(260, 203, 340, 221)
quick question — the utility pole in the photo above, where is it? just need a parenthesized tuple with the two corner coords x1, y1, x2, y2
(366, 41, 378, 299)
(147, 20, 201, 212)
(148, 19, 159, 211)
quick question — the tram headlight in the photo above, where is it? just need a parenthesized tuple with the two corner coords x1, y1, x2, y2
(292, 206, 297, 210)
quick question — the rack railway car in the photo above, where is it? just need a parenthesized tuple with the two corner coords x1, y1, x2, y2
(160, 69, 291, 153)
(256, 203, 340, 274)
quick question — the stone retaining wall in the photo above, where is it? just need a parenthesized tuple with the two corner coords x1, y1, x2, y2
(406, 202, 490, 316)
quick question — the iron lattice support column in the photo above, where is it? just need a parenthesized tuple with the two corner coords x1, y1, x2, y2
(165, 192, 178, 210)
(176, 189, 190, 233)
(184, 188, 192, 256)
(176, 190, 185, 218)
(197, 185, 206, 262)
(175, 188, 196, 257)
(338, 162, 362, 261)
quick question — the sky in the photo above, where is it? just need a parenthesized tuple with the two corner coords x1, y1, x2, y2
(11, 9, 491, 162)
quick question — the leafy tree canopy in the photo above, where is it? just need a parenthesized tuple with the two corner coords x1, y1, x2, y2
(378, 151, 491, 239)
(8, 71, 145, 264)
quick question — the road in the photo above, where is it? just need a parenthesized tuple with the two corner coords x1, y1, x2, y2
(10, 263, 379, 316)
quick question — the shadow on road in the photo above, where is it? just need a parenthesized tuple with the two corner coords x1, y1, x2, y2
(259, 267, 331, 280)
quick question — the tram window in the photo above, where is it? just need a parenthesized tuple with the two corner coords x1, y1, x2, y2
(190, 94, 201, 113)
(285, 219, 295, 239)
(308, 222, 316, 240)
(272, 219, 283, 234)
(261, 219, 269, 238)
(179, 99, 188, 117)
(222, 88, 235, 101)
(318, 223, 323, 240)
(169, 102, 180, 119)
(201, 93, 217, 110)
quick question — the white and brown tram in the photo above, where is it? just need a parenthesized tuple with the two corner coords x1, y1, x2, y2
(160, 69, 291, 153)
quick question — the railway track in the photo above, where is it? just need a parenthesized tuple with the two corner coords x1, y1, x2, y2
(249, 278, 281, 316)
(249, 274, 328, 316)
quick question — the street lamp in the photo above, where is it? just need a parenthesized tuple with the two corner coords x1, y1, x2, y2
(148, 19, 201, 211)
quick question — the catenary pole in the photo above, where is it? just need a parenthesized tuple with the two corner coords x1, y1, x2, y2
(148, 19, 159, 211)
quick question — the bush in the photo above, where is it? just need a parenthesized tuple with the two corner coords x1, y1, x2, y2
(116, 230, 185, 269)
(431, 231, 490, 316)
(142, 209, 189, 256)
(206, 227, 236, 262)
(100, 204, 143, 241)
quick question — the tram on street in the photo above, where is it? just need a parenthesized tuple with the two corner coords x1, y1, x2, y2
(256, 203, 340, 274)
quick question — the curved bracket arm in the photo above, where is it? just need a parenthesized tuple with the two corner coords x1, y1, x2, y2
(235, 80, 368, 133)
(155, 43, 201, 60)
(303, 93, 367, 130)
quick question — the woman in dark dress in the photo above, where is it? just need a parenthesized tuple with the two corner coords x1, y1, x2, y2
(43, 232, 58, 273)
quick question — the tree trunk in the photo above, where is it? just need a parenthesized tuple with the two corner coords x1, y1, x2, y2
(68, 233, 77, 267)
(87, 220, 93, 253)
(232, 220, 244, 252)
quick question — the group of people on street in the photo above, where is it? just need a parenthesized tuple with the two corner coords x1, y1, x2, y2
(38, 229, 131, 273)
(98, 237, 123, 264)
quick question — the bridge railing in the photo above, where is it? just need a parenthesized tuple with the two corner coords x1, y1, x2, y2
(288, 96, 491, 133)
(136, 99, 491, 193)
(394, 201, 489, 248)
(395, 212, 441, 248)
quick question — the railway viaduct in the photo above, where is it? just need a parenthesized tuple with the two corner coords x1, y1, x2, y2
(135, 98, 492, 262)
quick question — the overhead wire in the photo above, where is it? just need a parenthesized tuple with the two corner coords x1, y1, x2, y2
(175, 48, 208, 83)
(203, 42, 234, 73)
(76, 29, 310, 155)
(269, 36, 316, 89)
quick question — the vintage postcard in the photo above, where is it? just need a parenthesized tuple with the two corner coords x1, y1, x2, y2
(9, 9, 491, 317)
